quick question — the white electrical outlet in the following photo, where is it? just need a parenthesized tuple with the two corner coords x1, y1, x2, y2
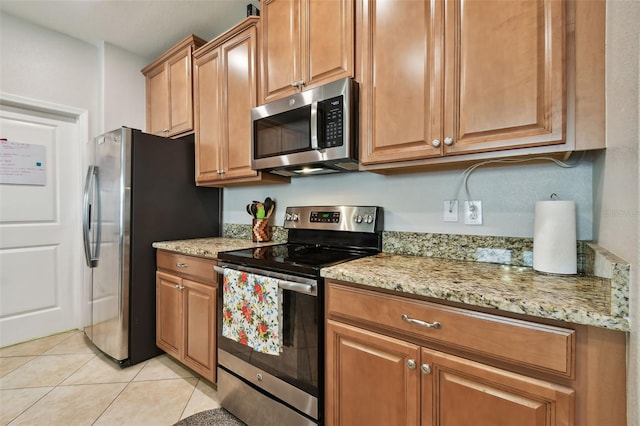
(443, 200, 459, 222)
(464, 200, 483, 225)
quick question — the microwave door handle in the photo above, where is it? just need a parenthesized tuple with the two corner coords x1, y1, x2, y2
(310, 100, 319, 149)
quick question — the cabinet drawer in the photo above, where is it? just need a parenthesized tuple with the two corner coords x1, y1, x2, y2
(327, 282, 575, 377)
(157, 250, 217, 284)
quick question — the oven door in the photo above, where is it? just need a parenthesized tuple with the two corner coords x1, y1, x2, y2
(214, 263, 322, 423)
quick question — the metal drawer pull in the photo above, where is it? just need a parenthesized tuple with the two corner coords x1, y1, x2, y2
(407, 359, 417, 369)
(421, 364, 432, 375)
(401, 314, 441, 329)
(176, 263, 188, 268)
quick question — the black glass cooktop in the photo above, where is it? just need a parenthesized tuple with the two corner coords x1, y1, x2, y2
(217, 243, 375, 278)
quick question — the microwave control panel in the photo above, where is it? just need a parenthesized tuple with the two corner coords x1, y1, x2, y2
(319, 96, 344, 148)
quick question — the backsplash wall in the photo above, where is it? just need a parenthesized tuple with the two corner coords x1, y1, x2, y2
(224, 156, 594, 240)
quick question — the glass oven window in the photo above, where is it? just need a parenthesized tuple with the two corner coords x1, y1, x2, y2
(254, 105, 311, 158)
(219, 289, 320, 397)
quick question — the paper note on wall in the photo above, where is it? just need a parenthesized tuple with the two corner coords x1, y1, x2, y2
(0, 139, 46, 185)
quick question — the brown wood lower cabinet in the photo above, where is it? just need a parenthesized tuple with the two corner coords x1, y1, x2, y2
(156, 251, 218, 383)
(326, 320, 573, 426)
(325, 280, 626, 426)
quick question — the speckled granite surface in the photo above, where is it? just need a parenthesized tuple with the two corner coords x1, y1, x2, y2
(321, 253, 629, 331)
(152, 237, 278, 259)
(156, 227, 630, 332)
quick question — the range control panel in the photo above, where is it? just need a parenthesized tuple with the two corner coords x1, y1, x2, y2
(284, 206, 382, 233)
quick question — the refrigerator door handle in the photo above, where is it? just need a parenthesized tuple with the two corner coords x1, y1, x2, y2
(82, 165, 101, 267)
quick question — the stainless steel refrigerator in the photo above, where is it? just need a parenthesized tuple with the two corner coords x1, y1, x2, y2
(82, 127, 220, 365)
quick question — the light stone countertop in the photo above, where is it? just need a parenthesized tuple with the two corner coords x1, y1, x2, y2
(321, 253, 629, 332)
(152, 237, 278, 259)
(153, 237, 629, 332)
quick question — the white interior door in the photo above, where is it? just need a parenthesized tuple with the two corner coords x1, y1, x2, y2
(0, 101, 84, 347)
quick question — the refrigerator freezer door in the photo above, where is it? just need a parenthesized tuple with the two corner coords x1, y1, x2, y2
(87, 128, 130, 362)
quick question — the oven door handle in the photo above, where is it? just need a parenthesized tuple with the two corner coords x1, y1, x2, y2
(214, 265, 317, 296)
(277, 280, 314, 295)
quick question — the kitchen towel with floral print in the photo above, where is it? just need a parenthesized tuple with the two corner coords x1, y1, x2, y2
(222, 268, 282, 355)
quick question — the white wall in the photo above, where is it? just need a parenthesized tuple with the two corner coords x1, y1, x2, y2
(0, 13, 100, 137)
(100, 42, 147, 133)
(593, 2, 640, 425)
(0, 13, 147, 139)
(225, 148, 594, 240)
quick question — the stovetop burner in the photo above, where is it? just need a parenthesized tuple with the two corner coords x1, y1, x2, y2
(217, 243, 375, 277)
(218, 206, 383, 277)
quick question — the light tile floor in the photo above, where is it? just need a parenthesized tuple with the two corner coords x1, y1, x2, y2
(0, 330, 221, 425)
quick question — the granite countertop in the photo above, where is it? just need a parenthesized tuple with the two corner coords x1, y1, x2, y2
(153, 236, 629, 332)
(152, 237, 278, 259)
(321, 253, 629, 332)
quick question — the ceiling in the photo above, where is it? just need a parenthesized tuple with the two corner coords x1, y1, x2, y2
(0, 0, 260, 61)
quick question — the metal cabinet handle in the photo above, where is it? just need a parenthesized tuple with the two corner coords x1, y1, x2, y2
(444, 137, 454, 146)
(431, 139, 441, 148)
(176, 263, 188, 268)
(407, 359, 417, 369)
(401, 314, 442, 329)
(421, 364, 432, 375)
(291, 80, 306, 89)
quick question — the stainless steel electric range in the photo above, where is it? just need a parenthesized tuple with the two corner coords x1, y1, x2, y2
(214, 206, 383, 426)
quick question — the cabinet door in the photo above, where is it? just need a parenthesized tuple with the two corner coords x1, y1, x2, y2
(443, 0, 565, 155)
(221, 25, 259, 180)
(147, 65, 170, 136)
(359, 0, 442, 165)
(304, 0, 354, 90)
(167, 47, 195, 136)
(194, 47, 223, 184)
(156, 272, 183, 358)
(326, 320, 421, 426)
(182, 279, 217, 382)
(261, 0, 300, 103)
(421, 348, 574, 426)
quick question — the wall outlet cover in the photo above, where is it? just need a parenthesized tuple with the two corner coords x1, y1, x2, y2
(443, 200, 459, 222)
(464, 200, 482, 225)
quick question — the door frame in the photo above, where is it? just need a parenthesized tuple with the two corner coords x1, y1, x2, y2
(0, 92, 89, 343)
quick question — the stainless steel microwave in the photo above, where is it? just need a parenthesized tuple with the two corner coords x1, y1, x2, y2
(251, 78, 359, 176)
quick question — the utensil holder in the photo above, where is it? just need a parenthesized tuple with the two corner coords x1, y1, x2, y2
(252, 219, 271, 242)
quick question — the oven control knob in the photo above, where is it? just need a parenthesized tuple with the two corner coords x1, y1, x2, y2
(365, 214, 374, 224)
(292, 213, 299, 222)
(355, 215, 363, 223)
(285, 213, 292, 221)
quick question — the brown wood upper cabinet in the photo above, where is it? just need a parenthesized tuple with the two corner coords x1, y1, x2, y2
(193, 17, 290, 187)
(358, 0, 604, 171)
(142, 35, 206, 138)
(259, 0, 355, 104)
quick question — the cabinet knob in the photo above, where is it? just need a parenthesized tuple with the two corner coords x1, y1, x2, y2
(444, 137, 454, 146)
(421, 364, 432, 375)
(161, 128, 169, 133)
(431, 139, 441, 148)
(407, 359, 417, 369)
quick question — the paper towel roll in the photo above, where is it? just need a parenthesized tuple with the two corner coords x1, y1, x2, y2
(533, 200, 577, 275)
